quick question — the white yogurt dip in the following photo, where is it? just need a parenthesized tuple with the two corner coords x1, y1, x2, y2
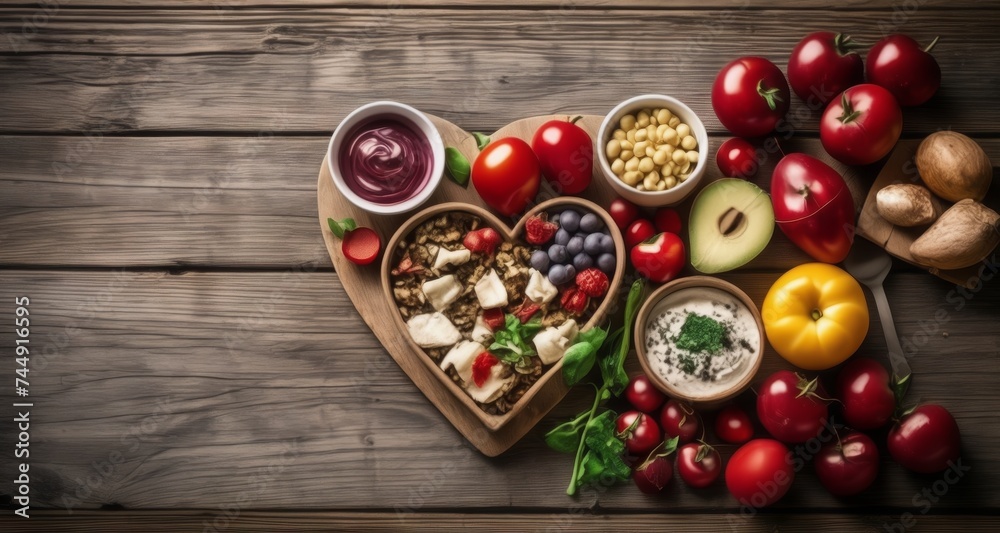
(643, 286, 760, 400)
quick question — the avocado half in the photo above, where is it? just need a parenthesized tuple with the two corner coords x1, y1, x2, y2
(689, 178, 775, 274)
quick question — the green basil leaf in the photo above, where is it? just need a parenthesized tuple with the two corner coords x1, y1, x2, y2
(578, 326, 607, 350)
(473, 132, 491, 151)
(444, 147, 471, 187)
(326, 217, 357, 239)
(562, 342, 597, 386)
(545, 421, 584, 454)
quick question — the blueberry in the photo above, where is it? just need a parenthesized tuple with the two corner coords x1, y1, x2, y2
(548, 264, 569, 285)
(531, 250, 550, 272)
(600, 234, 615, 253)
(559, 210, 581, 233)
(597, 253, 616, 273)
(573, 253, 594, 271)
(548, 244, 568, 264)
(554, 228, 571, 246)
(565, 264, 577, 280)
(566, 235, 584, 256)
(580, 213, 603, 232)
(584, 233, 604, 255)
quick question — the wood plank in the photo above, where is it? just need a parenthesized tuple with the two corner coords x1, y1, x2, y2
(4, 511, 1000, 532)
(1, 9, 998, 133)
(1, 269, 997, 510)
(0, 0, 987, 9)
(5, 134, 1000, 269)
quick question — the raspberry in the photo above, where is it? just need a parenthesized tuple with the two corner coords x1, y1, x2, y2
(525, 214, 558, 245)
(576, 268, 610, 298)
(472, 352, 499, 388)
(482, 308, 505, 330)
(560, 287, 589, 316)
(515, 301, 540, 323)
(463, 227, 502, 255)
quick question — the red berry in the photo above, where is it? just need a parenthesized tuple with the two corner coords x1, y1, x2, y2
(342, 227, 381, 265)
(609, 198, 640, 230)
(463, 227, 502, 255)
(653, 208, 682, 235)
(560, 287, 589, 315)
(482, 308, 505, 330)
(472, 352, 498, 387)
(625, 219, 656, 249)
(575, 268, 609, 298)
(525, 214, 558, 245)
(515, 301, 540, 323)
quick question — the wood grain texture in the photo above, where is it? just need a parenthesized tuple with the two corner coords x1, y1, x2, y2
(1, 269, 997, 510)
(12, 134, 999, 269)
(1, 9, 998, 133)
(4, 511, 1000, 532)
(0, 0, 986, 8)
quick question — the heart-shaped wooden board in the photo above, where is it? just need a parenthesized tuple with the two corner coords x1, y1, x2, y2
(318, 115, 629, 456)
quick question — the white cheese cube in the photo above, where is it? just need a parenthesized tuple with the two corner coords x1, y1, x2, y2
(471, 314, 493, 344)
(433, 247, 471, 271)
(474, 269, 508, 309)
(439, 340, 484, 385)
(406, 312, 463, 348)
(421, 275, 462, 311)
(525, 268, 558, 304)
(467, 363, 515, 404)
(533, 319, 580, 365)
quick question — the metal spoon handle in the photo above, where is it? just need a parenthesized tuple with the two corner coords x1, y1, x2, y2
(871, 283, 911, 381)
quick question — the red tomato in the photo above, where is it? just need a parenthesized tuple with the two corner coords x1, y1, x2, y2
(756, 370, 830, 444)
(633, 455, 673, 494)
(630, 232, 685, 284)
(711, 57, 790, 137)
(677, 443, 722, 488)
(725, 439, 794, 507)
(820, 84, 902, 166)
(787, 32, 864, 106)
(716, 138, 759, 179)
(609, 198, 640, 230)
(531, 118, 593, 194)
(471, 137, 540, 216)
(835, 358, 896, 431)
(715, 405, 754, 444)
(867, 35, 941, 107)
(341, 227, 381, 266)
(653, 208, 682, 235)
(625, 218, 656, 249)
(615, 411, 662, 457)
(625, 375, 667, 414)
(771, 154, 856, 263)
(659, 399, 700, 444)
(887, 404, 961, 473)
(815, 431, 879, 497)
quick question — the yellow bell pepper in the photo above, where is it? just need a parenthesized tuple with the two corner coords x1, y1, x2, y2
(762, 263, 869, 370)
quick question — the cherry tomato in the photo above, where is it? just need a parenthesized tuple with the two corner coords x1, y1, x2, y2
(653, 208, 682, 235)
(616, 410, 663, 457)
(633, 456, 673, 494)
(725, 439, 794, 507)
(787, 32, 864, 106)
(341, 227, 381, 266)
(659, 399, 699, 444)
(609, 198, 640, 230)
(711, 57, 790, 137)
(814, 431, 879, 497)
(716, 138, 759, 179)
(835, 358, 896, 431)
(677, 443, 722, 488)
(631, 232, 685, 284)
(867, 34, 941, 107)
(715, 405, 754, 444)
(887, 404, 961, 473)
(756, 370, 830, 444)
(820, 84, 902, 166)
(471, 137, 540, 216)
(531, 117, 593, 194)
(625, 218, 656, 249)
(625, 374, 667, 414)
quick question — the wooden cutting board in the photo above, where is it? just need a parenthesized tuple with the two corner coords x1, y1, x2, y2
(856, 141, 1000, 289)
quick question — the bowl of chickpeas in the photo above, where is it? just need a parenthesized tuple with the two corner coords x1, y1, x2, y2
(597, 94, 709, 207)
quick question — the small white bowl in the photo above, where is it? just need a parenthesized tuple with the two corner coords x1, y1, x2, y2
(597, 94, 709, 207)
(327, 101, 445, 215)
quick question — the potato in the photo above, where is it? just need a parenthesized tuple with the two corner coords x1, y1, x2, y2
(876, 184, 940, 227)
(909, 199, 1000, 270)
(916, 131, 993, 202)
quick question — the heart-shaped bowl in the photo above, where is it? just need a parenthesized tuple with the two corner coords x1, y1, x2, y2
(381, 197, 626, 431)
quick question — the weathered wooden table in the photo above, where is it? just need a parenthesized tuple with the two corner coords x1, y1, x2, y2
(2, 1, 999, 531)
